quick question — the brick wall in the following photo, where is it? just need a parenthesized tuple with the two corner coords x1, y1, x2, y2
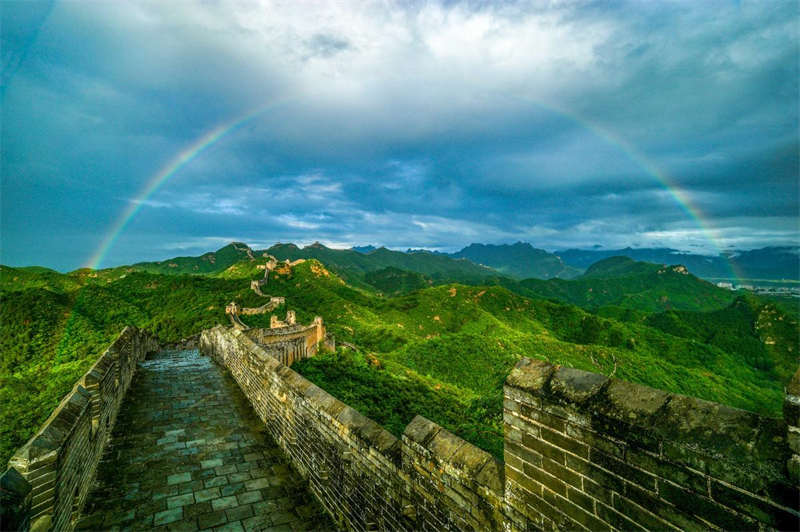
(202, 327, 800, 532)
(3, 327, 159, 532)
(200, 325, 503, 532)
(504, 358, 800, 532)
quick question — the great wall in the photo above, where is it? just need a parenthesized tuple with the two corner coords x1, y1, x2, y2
(2, 258, 799, 531)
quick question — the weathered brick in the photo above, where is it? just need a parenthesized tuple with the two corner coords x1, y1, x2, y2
(523, 462, 567, 497)
(710, 479, 800, 530)
(590, 448, 656, 492)
(540, 425, 589, 459)
(566, 486, 594, 514)
(552, 490, 611, 532)
(626, 447, 706, 494)
(522, 432, 565, 465)
(518, 403, 567, 433)
(564, 423, 625, 458)
(595, 500, 646, 532)
(565, 455, 624, 495)
(659, 480, 755, 531)
(611, 493, 678, 532)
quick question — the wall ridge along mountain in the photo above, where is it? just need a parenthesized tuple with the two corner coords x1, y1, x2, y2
(200, 325, 800, 532)
(2, 251, 798, 531)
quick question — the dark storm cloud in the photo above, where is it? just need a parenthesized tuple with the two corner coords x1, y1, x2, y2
(0, 0, 797, 270)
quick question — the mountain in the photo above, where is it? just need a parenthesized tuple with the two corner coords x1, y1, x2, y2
(3, 254, 797, 466)
(260, 242, 497, 283)
(644, 295, 799, 385)
(520, 256, 737, 312)
(450, 242, 582, 280)
(364, 267, 433, 296)
(405, 248, 446, 255)
(351, 245, 377, 254)
(728, 247, 800, 280)
(130, 242, 257, 275)
(582, 255, 665, 278)
(557, 246, 800, 281)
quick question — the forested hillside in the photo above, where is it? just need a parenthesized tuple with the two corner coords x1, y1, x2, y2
(519, 256, 737, 312)
(2, 252, 797, 467)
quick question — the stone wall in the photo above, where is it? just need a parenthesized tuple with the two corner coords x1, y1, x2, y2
(2, 327, 159, 532)
(504, 358, 800, 532)
(201, 327, 800, 532)
(244, 316, 334, 363)
(200, 326, 503, 532)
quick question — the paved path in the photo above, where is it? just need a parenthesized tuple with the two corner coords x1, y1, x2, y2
(77, 350, 333, 532)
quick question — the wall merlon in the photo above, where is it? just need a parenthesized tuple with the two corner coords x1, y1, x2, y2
(549, 366, 608, 405)
(402, 415, 442, 448)
(305, 385, 347, 418)
(505, 357, 555, 395)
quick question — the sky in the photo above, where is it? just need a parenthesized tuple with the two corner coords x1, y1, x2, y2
(1, 0, 798, 271)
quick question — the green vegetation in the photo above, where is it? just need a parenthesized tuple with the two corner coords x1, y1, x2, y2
(293, 350, 503, 458)
(2, 248, 797, 467)
(520, 256, 737, 312)
(364, 267, 433, 295)
(451, 242, 582, 279)
(0, 265, 264, 466)
(262, 242, 496, 285)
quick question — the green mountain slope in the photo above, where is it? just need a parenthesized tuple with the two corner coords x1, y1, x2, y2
(2, 254, 796, 466)
(130, 242, 257, 275)
(644, 296, 799, 384)
(261, 242, 497, 283)
(450, 242, 582, 279)
(520, 256, 737, 312)
(364, 267, 433, 295)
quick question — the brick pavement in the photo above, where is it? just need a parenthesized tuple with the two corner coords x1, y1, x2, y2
(76, 350, 334, 532)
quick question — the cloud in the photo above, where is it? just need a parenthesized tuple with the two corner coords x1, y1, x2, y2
(0, 0, 797, 270)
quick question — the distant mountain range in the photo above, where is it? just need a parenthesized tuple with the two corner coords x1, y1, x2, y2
(354, 241, 581, 280)
(449, 242, 582, 280)
(353, 242, 799, 281)
(556, 246, 799, 281)
(130, 240, 798, 285)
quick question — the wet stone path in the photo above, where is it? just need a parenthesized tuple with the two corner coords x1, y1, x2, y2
(77, 350, 333, 532)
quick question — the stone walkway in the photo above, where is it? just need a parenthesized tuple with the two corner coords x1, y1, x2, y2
(76, 350, 334, 532)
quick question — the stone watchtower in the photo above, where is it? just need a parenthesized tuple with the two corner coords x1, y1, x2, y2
(225, 302, 241, 315)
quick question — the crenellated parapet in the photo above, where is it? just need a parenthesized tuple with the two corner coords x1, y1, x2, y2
(503, 358, 800, 532)
(200, 327, 800, 532)
(244, 313, 333, 364)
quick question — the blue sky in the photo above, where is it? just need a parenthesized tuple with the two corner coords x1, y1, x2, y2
(1, 0, 798, 271)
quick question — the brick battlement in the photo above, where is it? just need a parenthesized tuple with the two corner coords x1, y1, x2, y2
(201, 328, 800, 532)
(504, 358, 800, 531)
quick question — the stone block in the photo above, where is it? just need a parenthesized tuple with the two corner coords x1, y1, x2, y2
(657, 394, 761, 461)
(595, 378, 670, 422)
(505, 358, 556, 395)
(549, 366, 607, 405)
(403, 415, 442, 447)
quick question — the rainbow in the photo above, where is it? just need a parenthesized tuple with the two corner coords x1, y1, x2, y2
(84, 98, 295, 269)
(506, 95, 742, 281)
(84, 93, 740, 280)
